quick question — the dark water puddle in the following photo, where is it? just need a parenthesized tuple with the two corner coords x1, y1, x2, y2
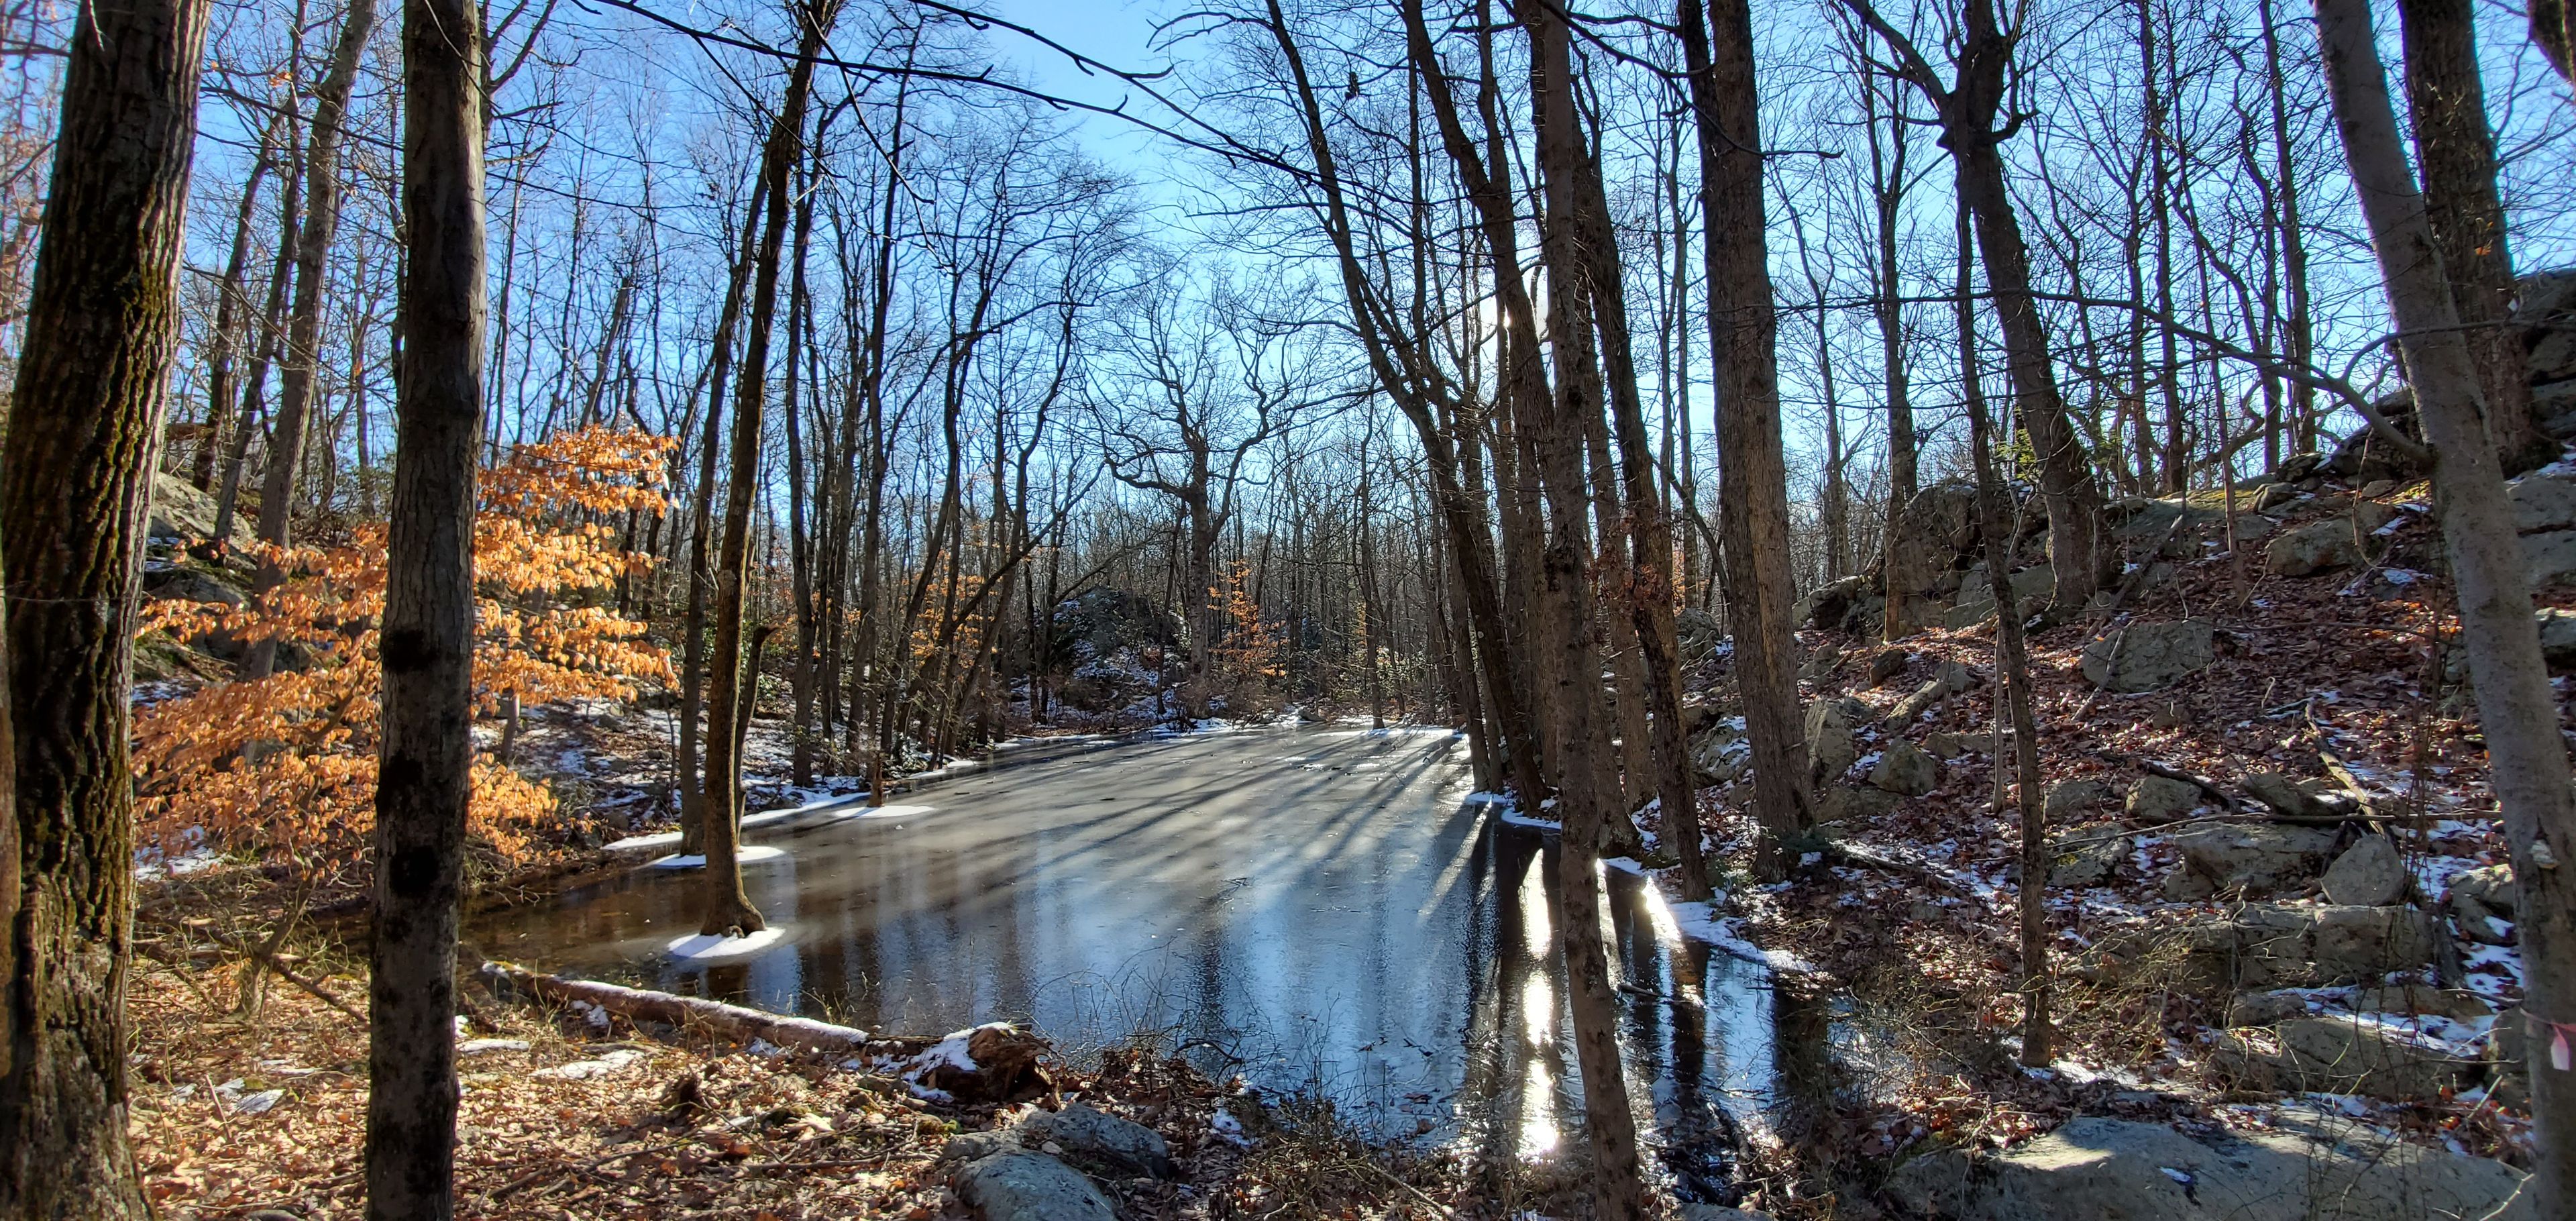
(470, 728, 1825, 1198)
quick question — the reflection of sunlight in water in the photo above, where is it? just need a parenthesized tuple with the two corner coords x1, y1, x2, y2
(1518, 1057, 1561, 1157)
(1517, 853, 1551, 959)
(1520, 971, 1553, 1049)
(1635, 884, 1709, 1009)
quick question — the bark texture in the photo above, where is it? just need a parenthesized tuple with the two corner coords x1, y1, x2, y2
(1680, 0, 1811, 876)
(2316, 0, 2576, 1205)
(365, 0, 486, 1210)
(0, 0, 210, 1212)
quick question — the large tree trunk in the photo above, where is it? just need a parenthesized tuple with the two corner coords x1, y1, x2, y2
(1680, 0, 1811, 878)
(676, 191, 762, 858)
(1864, 65, 1920, 639)
(2396, 0, 2550, 472)
(244, 0, 380, 680)
(2316, 0, 2576, 1204)
(0, 0, 209, 1211)
(364, 0, 485, 1210)
(701, 3, 829, 938)
(1524, 8, 1650, 1216)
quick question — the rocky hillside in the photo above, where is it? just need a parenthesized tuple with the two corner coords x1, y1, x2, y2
(1680, 441, 2576, 1213)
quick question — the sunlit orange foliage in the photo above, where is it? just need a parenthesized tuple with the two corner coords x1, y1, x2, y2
(1210, 562, 1283, 689)
(135, 427, 680, 867)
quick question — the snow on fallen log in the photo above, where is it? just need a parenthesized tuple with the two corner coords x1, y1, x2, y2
(477, 961, 1057, 1102)
(478, 960, 871, 1055)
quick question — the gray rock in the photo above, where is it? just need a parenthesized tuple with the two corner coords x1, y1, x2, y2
(143, 564, 246, 608)
(2255, 482, 2302, 511)
(1688, 718, 1752, 786)
(1867, 646, 1910, 684)
(2222, 903, 2442, 989)
(2043, 778, 2116, 819)
(2452, 892, 2516, 945)
(1887, 678, 1949, 728)
(1884, 1114, 2532, 1221)
(2125, 775, 2202, 824)
(2322, 835, 2408, 906)
(1933, 659, 1976, 692)
(1020, 1103, 1175, 1179)
(1945, 565, 2055, 629)
(1868, 740, 1939, 796)
(1793, 573, 1876, 633)
(2265, 505, 2396, 576)
(2510, 473, 2576, 533)
(2349, 984, 2495, 1022)
(952, 1149, 1118, 1221)
(1883, 482, 1982, 632)
(2449, 863, 2520, 913)
(1813, 784, 1900, 824)
(1923, 731, 1970, 760)
(2161, 823, 2339, 899)
(2539, 608, 2576, 666)
(2227, 988, 2321, 1026)
(1678, 1207, 1772, 1221)
(2049, 834, 2127, 888)
(1803, 696, 1868, 785)
(147, 471, 250, 545)
(1674, 606, 1725, 661)
(942, 1129, 1025, 1165)
(2080, 619, 2214, 692)
(2241, 770, 2326, 816)
(2522, 528, 2576, 588)
(2275, 1015, 2484, 1102)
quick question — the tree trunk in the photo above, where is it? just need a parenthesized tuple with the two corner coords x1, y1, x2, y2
(1680, 0, 1812, 878)
(2316, 0, 2576, 1203)
(677, 189, 763, 857)
(363, 0, 484, 1212)
(702, 3, 829, 938)
(0, 0, 208, 1213)
(2396, 0, 2550, 472)
(195, 127, 280, 492)
(245, 0, 380, 680)
(1956, 205, 2052, 1069)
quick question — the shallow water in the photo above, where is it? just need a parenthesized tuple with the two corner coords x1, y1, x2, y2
(472, 726, 1794, 1183)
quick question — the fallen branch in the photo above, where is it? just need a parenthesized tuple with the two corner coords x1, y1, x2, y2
(478, 961, 873, 1055)
(1817, 839, 1972, 895)
(165, 922, 368, 1024)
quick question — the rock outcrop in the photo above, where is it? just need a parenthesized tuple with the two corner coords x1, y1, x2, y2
(1886, 1114, 2532, 1221)
(2080, 619, 2214, 692)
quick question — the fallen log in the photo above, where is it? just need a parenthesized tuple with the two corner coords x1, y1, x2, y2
(478, 960, 873, 1055)
(476, 961, 1057, 1103)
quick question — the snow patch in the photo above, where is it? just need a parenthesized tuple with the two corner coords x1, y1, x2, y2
(665, 927, 788, 961)
(646, 845, 789, 869)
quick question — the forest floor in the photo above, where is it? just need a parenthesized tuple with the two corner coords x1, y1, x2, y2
(1684, 474, 2548, 1214)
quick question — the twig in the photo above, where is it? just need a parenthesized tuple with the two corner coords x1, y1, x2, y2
(1350, 1155, 1451, 1217)
(190, 922, 366, 1024)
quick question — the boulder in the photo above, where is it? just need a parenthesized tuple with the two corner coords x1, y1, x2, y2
(2241, 770, 2328, 817)
(1799, 639, 1843, 682)
(142, 563, 246, 608)
(1868, 740, 1939, 796)
(2449, 863, 2520, 914)
(1020, 1103, 1176, 1179)
(2080, 619, 2214, 692)
(1946, 564, 2055, 629)
(2264, 505, 2397, 576)
(1051, 588, 1179, 661)
(1793, 574, 1876, 633)
(2049, 834, 2127, 888)
(951, 1149, 1118, 1221)
(2274, 1015, 2484, 1102)
(1674, 606, 1725, 661)
(2125, 775, 2202, 824)
(2538, 607, 2576, 666)
(1923, 731, 1970, 760)
(1803, 696, 1868, 785)
(1884, 1114, 2532, 1221)
(1868, 646, 1910, 684)
(147, 470, 250, 546)
(2226, 903, 2442, 989)
(2321, 835, 2408, 906)
(1883, 482, 1980, 631)
(2043, 778, 2116, 820)
(2510, 472, 2576, 533)
(2453, 893, 2516, 945)
(2161, 824, 2339, 899)
(2524, 529, 2576, 588)
(1887, 678, 1948, 728)
(1688, 717, 1752, 786)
